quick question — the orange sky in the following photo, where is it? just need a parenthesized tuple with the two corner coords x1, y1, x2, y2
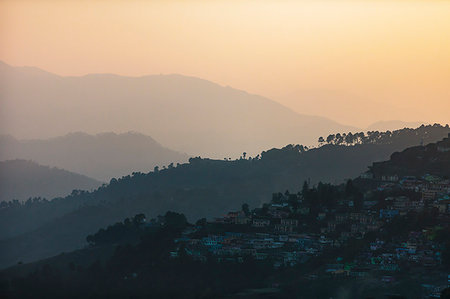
(1, 0, 449, 127)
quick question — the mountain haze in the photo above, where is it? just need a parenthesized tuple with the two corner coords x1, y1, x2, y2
(0, 132, 188, 182)
(0, 160, 101, 202)
(0, 61, 356, 158)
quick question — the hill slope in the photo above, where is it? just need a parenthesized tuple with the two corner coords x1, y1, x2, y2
(0, 160, 101, 202)
(370, 133, 450, 179)
(0, 132, 189, 181)
(0, 61, 355, 158)
(0, 125, 448, 268)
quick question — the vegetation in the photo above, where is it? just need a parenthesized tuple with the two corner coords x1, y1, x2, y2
(0, 125, 448, 270)
(318, 123, 449, 146)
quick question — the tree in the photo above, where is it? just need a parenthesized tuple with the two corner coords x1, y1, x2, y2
(242, 203, 250, 216)
(164, 211, 187, 231)
(302, 181, 309, 197)
(196, 218, 207, 226)
(344, 132, 354, 145)
(345, 179, 354, 196)
(132, 213, 146, 225)
(288, 194, 299, 211)
(86, 234, 95, 245)
(326, 134, 335, 144)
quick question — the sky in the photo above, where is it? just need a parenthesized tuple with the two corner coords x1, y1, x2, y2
(1, 0, 449, 127)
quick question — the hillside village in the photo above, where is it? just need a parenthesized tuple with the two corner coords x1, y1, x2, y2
(136, 134, 450, 297)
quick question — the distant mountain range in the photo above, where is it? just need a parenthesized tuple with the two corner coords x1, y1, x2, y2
(279, 89, 393, 128)
(279, 89, 428, 131)
(0, 61, 356, 158)
(0, 160, 101, 202)
(366, 120, 425, 132)
(0, 125, 448, 269)
(0, 132, 189, 181)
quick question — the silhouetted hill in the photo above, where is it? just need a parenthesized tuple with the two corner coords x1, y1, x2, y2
(0, 160, 101, 202)
(0, 125, 448, 268)
(0, 61, 356, 157)
(0, 132, 189, 181)
(370, 132, 450, 179)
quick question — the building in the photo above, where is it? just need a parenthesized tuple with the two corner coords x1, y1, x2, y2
(252, 218, 271, 228)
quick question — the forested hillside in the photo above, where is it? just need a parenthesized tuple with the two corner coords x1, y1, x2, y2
(0, 124, 448, 269)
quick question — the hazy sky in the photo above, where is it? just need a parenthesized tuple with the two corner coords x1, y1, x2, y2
(1, 0, 449, 127)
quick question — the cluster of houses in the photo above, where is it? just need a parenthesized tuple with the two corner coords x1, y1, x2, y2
(165, 173, 449, 297)
(172, 230, 332, 267)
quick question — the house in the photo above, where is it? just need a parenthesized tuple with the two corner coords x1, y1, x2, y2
(349, 212, 363, 221)
(251, 238, 275, 249)
(275, 219, 299, 233)
(363, 200, 378, 209)
(202, 235, 224, 247)
(298, 207, 310, 215)
(425, 180, 450, 193)
(226, 211, 250, 225)
(335, 213, 349, 224)
(327, 221, 336, 232)
(409, 200, 424, 212)
(393, 196, 410, 211)
(400, 177, 423, 191)
(340, 231, 352, 240)
(380, 263, 400, 272)
(381, 276, 395, 283)
(422, 190, 437, 201)
(276, 218, 299, 232)
(351, 223, 366, 234)
(252, 218, 271, 228)
(381, 174, 399, 182)
(325, 263, 344, 275)
(268, 207, 290, 218)
(349, 268, 371, 278)
(379, 209, 399, 220)
(297, 236, 314, 249)
(367, 221, 382, 231)
(432, 199, 450, 213)
(359, 214, 374, 224)
(317, 212, 326, 221)
(360, 171, 373, 179)
(278, 235, 289, 242)
(370, 240, 384, 251)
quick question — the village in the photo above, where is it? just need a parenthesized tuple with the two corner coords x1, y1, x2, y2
(159, 173, 450, 298)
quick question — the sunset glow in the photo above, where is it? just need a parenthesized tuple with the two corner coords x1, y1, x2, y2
(1, 0, 449, 127)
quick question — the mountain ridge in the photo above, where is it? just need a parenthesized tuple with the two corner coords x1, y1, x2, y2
(0, 61, 357, 158)
(0, 132, 189, 181)
(0, 159, 101, 202)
